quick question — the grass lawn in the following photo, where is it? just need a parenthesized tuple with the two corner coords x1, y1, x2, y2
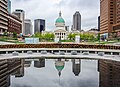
(0, 37, 24, 44)
(82, 40, 120, 45)
(95, 40, 119, 44)
(60, 40, 74, 42)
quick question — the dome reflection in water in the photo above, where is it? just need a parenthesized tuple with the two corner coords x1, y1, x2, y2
(0, 58, 120, 87)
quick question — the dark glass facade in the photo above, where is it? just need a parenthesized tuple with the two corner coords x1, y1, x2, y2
(34, 19, 45, 34)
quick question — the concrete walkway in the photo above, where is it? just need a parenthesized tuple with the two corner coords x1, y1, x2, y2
(113, 42, 120, 46)
(0, 41, 15, 45)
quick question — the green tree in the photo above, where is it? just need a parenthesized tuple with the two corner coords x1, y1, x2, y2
(88, 34, 95, 41)
(44, 33, 51, 40)
(50, 33, 55, 40)
(80, 33, 96, 41)
(82, 33, 88, 41)
(80, 33, 83, 40)
(68, 33, 78, 40)
(68, 33, 73, 40)
(42, 33, 55, 41)
(33, 32, 55, 41)
(34, 32, 42, 39)
(3, 32, 8, 36)
(97, 33, 100, 41)
(13, 32, 17, 38)
(72, 33, 78, 40)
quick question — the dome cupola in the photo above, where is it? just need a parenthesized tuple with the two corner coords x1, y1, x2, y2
(55, 11, 65, 23)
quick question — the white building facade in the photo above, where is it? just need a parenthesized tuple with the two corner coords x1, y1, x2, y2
(54, 11, 68, 40)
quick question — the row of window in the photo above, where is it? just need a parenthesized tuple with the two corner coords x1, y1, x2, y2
(8, 28, 21, 34)
(113, 25, 120, 30)
(55, 33, 66, 35)
(56, 36, 65, 38)
(9, 19, 21, 28)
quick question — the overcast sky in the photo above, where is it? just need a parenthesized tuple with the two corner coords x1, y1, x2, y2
(11, 0, 100, 31)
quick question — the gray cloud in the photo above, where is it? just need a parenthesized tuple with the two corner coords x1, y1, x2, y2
(11, 0, 100, 31)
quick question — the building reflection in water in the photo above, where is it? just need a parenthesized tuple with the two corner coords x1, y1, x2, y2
(55, 59, 65, 77)
(0, 59, 24, 87)
(72, 59, 81, 76)
(14, 59, 24, 77)
(0, 58, 120, 87)
(24, 59, 32, 67)
(0, 59, 10, 87)
(34, 59, 45, 68)
(55, 59, 65, 85)
(98, 60, 120, 87)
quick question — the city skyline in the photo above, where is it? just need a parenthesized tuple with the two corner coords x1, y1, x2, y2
(11, 0, 100, 31)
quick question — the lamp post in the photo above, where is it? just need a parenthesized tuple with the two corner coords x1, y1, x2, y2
(98, 32, 100, 45)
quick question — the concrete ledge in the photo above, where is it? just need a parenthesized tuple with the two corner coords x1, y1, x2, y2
(0, 53, 119, 62)
(27, 51, 33, 54)
(12, 51, 19, 56)
(71, 51, 77, 55)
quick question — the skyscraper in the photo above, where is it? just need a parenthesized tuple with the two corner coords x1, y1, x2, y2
(73, 11, 81, 31)
(24, 19, 32, 35)
(12, 9, 25, 34)
(34, 19, 45, 34)
(0, 0, 8, 34)
(7, 0, 11, 13)
(100, 0, 120, 38)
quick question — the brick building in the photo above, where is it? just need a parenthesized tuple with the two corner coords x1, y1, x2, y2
(8, 14, 22, 34)
(100, 0, 120, 38)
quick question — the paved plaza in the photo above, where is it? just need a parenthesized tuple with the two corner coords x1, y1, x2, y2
(0, 41, 14, 45)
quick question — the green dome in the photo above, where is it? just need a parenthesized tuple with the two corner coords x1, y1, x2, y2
(55, 66, 64, 71)
(56, 17, 65, 23)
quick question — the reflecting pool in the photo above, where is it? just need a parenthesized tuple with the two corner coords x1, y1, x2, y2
(0, 58, 120, 87)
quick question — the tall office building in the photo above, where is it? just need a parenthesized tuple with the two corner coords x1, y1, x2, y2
(7, 0, 11, 13)
(100, 0, 120, 37)
(12, 9, 25, 34)
(34, 19, 45, 34)
(73, 11, 81, 31)
(0, 0, 8, 34)
(24, 19, 32, 35)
